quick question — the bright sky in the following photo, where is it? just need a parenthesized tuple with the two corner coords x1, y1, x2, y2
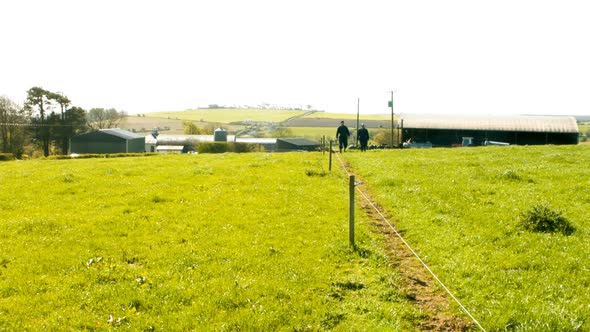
(2, 0, 589, 116)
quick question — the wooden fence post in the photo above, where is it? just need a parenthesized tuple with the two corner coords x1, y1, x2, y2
(349, 175, 355, 247)
(329, 140, 333, 171)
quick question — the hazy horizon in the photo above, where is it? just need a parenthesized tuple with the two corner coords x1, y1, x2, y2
(2, 1, 589, 116)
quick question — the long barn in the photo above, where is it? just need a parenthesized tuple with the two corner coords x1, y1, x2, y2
(400, 114, 579, 147)
(70, 129, 145, 154)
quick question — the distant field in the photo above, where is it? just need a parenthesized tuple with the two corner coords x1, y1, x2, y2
(579, 122, 589, 136)
(119, 116, 185, 134)
(304, 112, 390, 120)
(289, 127, 336, 140)
(119, 116, 241, 135)
(146, 108, 306, 123)
(132, 109, 391, 138)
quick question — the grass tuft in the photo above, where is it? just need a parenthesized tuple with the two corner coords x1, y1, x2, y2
(305, 168, 327, 177)
(519, 204, 575, 235)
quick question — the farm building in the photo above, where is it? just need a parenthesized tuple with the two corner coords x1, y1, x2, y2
(155, 145, 185, 153)
(70, 129, 145, 154)
(400, 114, 579, 147)
(145, 134, 278, 152)
(235, 138, 277, 151)
(276, 138, 322, 151)
(145, 134, 221, 153)
(145, 134, 320, 153)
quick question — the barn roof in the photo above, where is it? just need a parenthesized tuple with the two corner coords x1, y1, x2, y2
(235, 138, 277, 144)
(145, 134, 239, 144)
(99, 128, 144, 139)
(277, 138, 321, 146)
(156, 145, 184, 152)
(400, 114, 579, 133)
(74, 129, 143, 142)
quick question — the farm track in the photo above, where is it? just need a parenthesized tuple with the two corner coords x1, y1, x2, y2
(339, 157, 474, 331)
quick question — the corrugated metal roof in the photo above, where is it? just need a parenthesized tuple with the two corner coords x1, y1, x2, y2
(235, 138, 277, 144)
(145, 134, 241, 144)
(277, 138, 321, 146)
(99, 128, 144, 140)
(400, 114, 579, 133)
(145, 135, 280, 145)
(156, 145, 184, 151)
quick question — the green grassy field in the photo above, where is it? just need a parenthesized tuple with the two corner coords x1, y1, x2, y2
(0, 153, 426, 330)
(579, 122, 589, 139)
(119, 116, 241, 135)
(146, 108, 307, 124)
(2, 145, 589, 330)
(303, 112, 390, 121)
(287, 127, 335, 140)
(345, 145, 590, 331)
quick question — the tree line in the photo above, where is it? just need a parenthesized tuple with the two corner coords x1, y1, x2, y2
(0, 87, 126, 158)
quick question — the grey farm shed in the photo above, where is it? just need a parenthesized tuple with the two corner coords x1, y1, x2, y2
(70, 129, 145, 154)
(400, 114, 579, 147)
(276, 138, 321, 151)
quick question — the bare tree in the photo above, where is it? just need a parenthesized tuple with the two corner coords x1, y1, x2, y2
(0, 96, 27, 157)
(87, 108, 126, 129)
(270, 126, 294, 138)
(183, 121, 201, 134)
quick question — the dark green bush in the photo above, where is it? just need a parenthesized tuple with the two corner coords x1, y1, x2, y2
(0, 153, 14, 161)
(196, 142, 228, 154)
(231, 142, 256, 153)
(519, 205, 575, 235)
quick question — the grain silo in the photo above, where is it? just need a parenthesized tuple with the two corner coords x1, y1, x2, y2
(213, 128, 227, 142)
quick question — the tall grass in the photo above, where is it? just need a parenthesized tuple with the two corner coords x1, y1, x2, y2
(345, 145, 590, 331)
(0, 153, 425, 330)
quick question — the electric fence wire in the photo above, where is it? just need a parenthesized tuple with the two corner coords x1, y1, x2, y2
(335, 152, 486, 332)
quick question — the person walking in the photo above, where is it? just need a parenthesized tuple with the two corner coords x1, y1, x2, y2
(358, 123, 369, 152)
(336, 121, 351, 153)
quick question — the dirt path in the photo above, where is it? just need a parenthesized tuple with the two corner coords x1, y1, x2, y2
(356, 187, 474, 331)
(338, 156, 475, 331)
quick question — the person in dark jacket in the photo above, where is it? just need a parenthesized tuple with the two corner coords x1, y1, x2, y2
(358, 123, 369, 151)
(336, 121, 351, 153)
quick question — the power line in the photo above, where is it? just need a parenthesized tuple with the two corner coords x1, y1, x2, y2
(0, 122, 86, 127)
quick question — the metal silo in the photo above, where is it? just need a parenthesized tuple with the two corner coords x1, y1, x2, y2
(214, 128, 227, 142)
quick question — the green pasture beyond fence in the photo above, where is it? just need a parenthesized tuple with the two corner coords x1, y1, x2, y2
(343, 145, 590, 331)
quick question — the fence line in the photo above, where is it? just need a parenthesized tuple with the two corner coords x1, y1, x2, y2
(334, 153, 486, 331)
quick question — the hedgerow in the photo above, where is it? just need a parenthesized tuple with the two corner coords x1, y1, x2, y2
(196, 142, 256, 153)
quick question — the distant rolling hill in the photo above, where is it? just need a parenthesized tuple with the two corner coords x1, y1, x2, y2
(120, 108, 393, 135)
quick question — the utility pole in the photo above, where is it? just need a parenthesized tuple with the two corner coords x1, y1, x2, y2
(389, 91, 394, 148)
(356, 98, 360, 146)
